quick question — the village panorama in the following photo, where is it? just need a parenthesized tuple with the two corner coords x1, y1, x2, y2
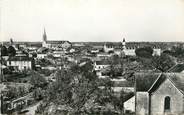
(1, 29, 184, 115)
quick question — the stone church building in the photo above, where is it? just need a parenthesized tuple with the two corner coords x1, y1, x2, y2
(42, 28, 72, 50)
(135, 73, 184, 115)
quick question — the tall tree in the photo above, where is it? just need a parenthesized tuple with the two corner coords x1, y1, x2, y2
(1, 46, 8, 56)
(29, 71, 47, 88)
(135, 47, 153, 58)
(151, 54, 176, 72)
(7, 46, 16, 56)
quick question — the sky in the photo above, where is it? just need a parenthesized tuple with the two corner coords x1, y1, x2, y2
(0, 0, 184, 42)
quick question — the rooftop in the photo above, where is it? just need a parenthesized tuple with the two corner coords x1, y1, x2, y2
(46, 40, 71, 44)
(7, 56, 33, 61)
(168, 63, 184, 73)
(95, 60, 110, 65)
(135, 72, 184, 93)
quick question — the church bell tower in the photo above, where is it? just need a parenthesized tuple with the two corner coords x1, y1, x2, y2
(122, 38, 126, 50)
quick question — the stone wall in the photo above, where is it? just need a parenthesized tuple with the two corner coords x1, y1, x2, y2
(150, 79, 184, 115)
(136, 92, 149, 115)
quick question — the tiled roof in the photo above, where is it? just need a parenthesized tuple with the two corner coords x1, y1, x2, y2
(168, 63, 184, 73)
(136, 72, 184, 94)
(7, 56, 33, 61)
(135, 73, 160, 92)
(168, 73, 184, 93)
(95, 60, 110, 65)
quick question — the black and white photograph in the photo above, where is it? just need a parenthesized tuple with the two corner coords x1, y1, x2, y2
(1, 0, 184, 115)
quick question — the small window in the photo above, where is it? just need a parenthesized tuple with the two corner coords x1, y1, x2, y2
(164, 96, 171, 111)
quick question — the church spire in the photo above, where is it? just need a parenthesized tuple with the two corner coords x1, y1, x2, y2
(123, 38, 125, 42)
(122, 37, 126, 49)
(10, 38, 13, 45)
(43, 28, 47, 42)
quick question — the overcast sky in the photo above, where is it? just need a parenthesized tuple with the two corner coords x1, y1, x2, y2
(1, 0, 184, 42)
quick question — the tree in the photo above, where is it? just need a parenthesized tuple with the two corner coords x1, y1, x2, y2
(32, 88, 44, 100)
(1, 46, 8, 56)
(43, 64, 99, 114)
(135, 47, 153, 58)
(46, 69, 73, 105)
(171, 45, 184, 57)
(7, 46, 16, 56)
(151, 54, 176, 72)
(29, 71, 47, 88)
(5, 86, 18, 99)
(96, 78, 114, 105)
(32, 52, 37, 58)
(17, 86, 26, 97)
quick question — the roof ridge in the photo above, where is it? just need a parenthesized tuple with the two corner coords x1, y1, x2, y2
(148, 73, 162, 93)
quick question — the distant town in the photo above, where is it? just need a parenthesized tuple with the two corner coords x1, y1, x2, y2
(1, 29, 184, 115)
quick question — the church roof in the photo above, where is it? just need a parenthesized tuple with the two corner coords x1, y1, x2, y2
(135, 73, 160, 92)
(46, 40, 71, 44)
(135, 73, 184, 94)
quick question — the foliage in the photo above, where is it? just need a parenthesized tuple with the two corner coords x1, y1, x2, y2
(163, 46, 184, 62)
(42, 62, 101, 114)
(135, 47, 153, 58)
(46, 69, 73, 105)
(47, 54, 55, 59)
(32, 52, 37, 58)
(29, 71, 47, 88)
(109, 55, 140, 81)
(36, 61, 130, 115)
(4, 72, 28, 82)
(5, 85, 28, 100)
(151, 53, 176, 72)
(37, 69, 54, 76)
(1, 45, 8, 56)
(96, 78, 114, 105)
(7, 46, 16, 56)
(32, 88, 44, 100)
(36, 58, 53, 67)
(5, 86, 18, 100)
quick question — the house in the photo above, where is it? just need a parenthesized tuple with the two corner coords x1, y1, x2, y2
(96, 52, 112, 59)
(103, 43, 114, 53)
(91, 49, 99, 53)
(37, 53, 47, 59)
(93, 60, 110, 71)
(7, 56, 35, 71)
(135, 73, 184, 115)
(52, 50, 65, 58)
(124, 95, 135, 113)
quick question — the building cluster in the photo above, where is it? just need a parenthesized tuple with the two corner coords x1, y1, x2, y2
(1, 29, 184, 115)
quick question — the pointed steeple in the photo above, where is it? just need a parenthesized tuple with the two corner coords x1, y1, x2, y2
(10, 38, 13, 45)
(123, 38, 125, 42)
(43, 28, 47, 42)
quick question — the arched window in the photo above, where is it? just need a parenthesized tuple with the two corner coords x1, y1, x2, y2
(164, 96, 171, 111)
